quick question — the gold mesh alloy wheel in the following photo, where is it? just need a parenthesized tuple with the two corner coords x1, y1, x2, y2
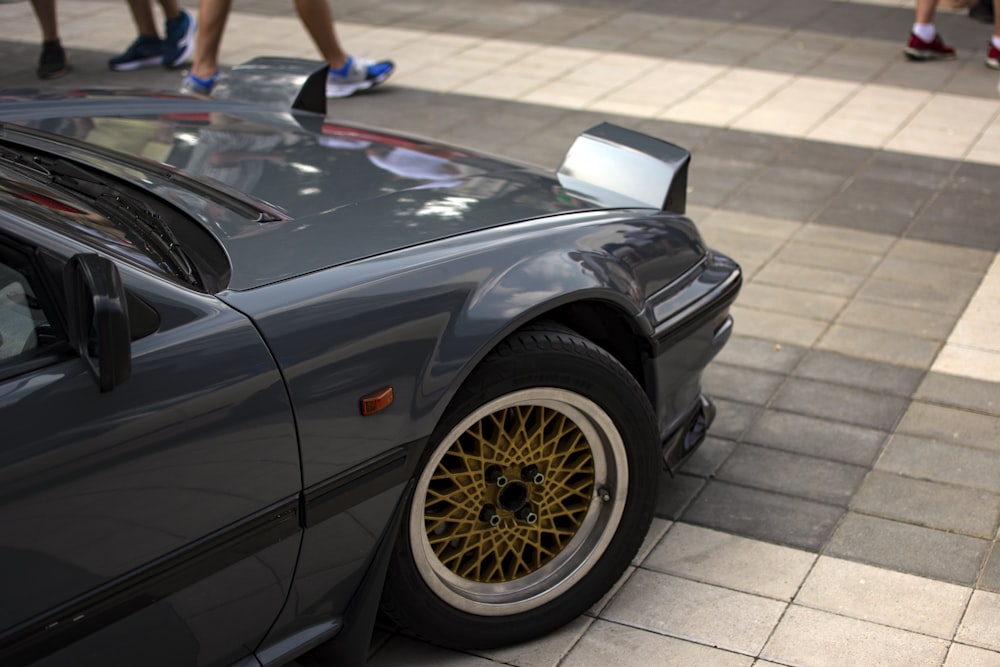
(409, 388, 628, 616)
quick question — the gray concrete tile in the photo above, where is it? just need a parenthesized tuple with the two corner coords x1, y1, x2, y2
(702, 364, 785, 406)
(916, 372, 1000, 418)
(729, 305, 828, 347)
(473, 614, 592, 667)
(856, 278, 977, 316)
(897, 402, 1000, 453)
(753, 261, 864, 298)
(644, 522, 815, 601)
(878, 434, 1000, 495)
(602, 569, 787, 656)
(957, 591, 1000, 653)
(826, 513, 990, 586)
(771, 378, 909, 431)
(873, 257, 987, 291)
(679, 436, 736, 478)
(717, 444, 867, 507)
(683, 481, 843, 552)
(773, 241, 881, 275)
(980, 547, 1000, 594)
(795, 556, 971, 638)
(793, 350, 925, 396)
(816, 324, 942, 369)
(713, 335, 807, 375)
(709, 398, 761, 441)
(836, 299, 956, 341)
(851, 471, 1000, 539)
(792, 223, 895, 255)
(736, 282, 847, 322)
(367, 636, 498, 666)
(762, 606, 949, 667)
(563, 619, 753, 667)
(656, 471, 706, 521)
(888, 238, 996, 271)
(745, 410, 886, 467)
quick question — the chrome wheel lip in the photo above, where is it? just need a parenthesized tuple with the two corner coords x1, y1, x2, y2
(410, 387, 629, 616)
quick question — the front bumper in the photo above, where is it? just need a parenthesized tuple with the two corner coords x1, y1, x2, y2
(661, 394, 716, 473)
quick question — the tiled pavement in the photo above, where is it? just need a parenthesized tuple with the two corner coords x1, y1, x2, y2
(2, 0, 1000, 665)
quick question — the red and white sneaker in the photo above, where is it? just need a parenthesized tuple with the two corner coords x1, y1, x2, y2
(987, 42, 1000, 69)
(904, 32, 957, 61)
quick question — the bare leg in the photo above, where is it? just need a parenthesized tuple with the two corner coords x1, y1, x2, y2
(293, 0, 348, 69)
(190, 0, 232, 79)
(159, 0, 182, 21)
(915, 0, 939, 23)
(125, 0, 160, 38)
(29, 0, 59, 41)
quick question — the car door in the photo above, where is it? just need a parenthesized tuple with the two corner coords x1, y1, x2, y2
(0, 226, 303, 667)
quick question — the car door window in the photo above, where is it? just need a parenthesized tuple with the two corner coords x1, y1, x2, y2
(0, 251, 53, 363)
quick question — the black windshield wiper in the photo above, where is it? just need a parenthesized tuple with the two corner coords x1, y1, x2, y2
(10, 150, 203, 290)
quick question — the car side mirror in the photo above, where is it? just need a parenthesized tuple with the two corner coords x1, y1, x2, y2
(63, 254, 131, 392)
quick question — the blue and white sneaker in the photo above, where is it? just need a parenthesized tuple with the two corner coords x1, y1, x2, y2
(180, 70, 220, 96)
(108, 35, 164, 71)
(326, 56, 395, 98)
(163, 10, 196, 69)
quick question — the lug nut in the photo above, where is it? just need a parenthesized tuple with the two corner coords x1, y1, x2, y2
(521, 465, 544, 485)
(480, 504, 501, 527)
(515, 506, 538, 525)
(485, 465, 507, 487)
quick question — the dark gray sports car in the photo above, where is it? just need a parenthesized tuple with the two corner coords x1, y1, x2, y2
(0, 59, 740, 667)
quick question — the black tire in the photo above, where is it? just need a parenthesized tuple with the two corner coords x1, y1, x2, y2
(381, 326, 659, 649)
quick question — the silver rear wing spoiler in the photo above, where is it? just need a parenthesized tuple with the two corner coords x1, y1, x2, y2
(557, 123, 690, 215)
(212, 57, 328, 115)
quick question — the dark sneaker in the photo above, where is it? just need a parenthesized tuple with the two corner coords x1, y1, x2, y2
(987, 42, 1000, 70)
(37, 39, 69, 79)
(180, 70, 220, 96)
(163, 10, 196, 68)
(970, 0, 995, 23)
(903, 32, 957, 61)
(109, 36, 164, 71)
(325, 56, 395, 98)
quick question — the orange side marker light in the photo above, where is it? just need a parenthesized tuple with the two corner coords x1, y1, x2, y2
(360, 387, 394, 416)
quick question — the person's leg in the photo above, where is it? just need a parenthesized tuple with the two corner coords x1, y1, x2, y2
(987, 0, 1000, 67)
(181, 0, 231, 93)
(294, 0, 394, 97)
(109, 0, 166, 70)
(30, 0, 58, 41)
(293, 0, 348, 69)
(906, 0, 956, 60)
(30, 0, 70, 79)
(160, 0, 196, 68)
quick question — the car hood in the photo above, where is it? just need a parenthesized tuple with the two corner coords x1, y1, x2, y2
(0, 92, 648, 289)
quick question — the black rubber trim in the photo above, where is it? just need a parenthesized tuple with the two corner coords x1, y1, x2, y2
(0, 497, 300, 667)
(301, 440, 425, 529)
(651, 268, 742, 351)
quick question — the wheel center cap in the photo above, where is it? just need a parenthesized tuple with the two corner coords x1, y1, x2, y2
(497, 480, 529, 513)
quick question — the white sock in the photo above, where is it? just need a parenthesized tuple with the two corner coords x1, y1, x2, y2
(992, 35, 1000, 50)
(913, 23, 936, 43)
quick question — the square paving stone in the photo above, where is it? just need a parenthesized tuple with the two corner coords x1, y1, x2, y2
(793, 350, 925, 396)
(980, 547, 1000, 593)
(702, 364, 786, 406)
(717, 444, 867, 506)
(602, 569, 787, 656)
(709, 398, 761, 441)
(897, 402, 1000, 453)
(816, 324, 942, 369)
(656, 471, 705, 521)
(771, 377, 909, 431)
(714, 335, 807, 374)
(562, 619, 753, 667)
(826, 513, 991, 586)
(836, 299, 955, 341)
(745, 409, 886, 466)
(850, 470, 1000, 539)
(678, 436, 736, 478)
(956, 591, 1000, 653)
(736, 282, 847, 321)
(762, 606, 949, 667)
(682, 480, 844, 552)
(916, 372, 1000, 418)
(878, 434, 1000, 494)
(795, 556, 971, 638)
